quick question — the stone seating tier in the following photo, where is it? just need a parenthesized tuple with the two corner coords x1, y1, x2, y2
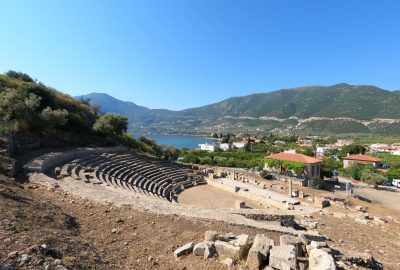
(58, 151, 203, 202)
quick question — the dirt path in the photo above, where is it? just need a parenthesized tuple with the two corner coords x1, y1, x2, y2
(179, 184, 262, 209)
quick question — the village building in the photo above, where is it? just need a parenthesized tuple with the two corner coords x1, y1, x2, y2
(264, 152, 321, 179)
(370, 143, 400, 155)
(219, 143, 231, 151)
(316, 146, 333, 158)
(198, 143, 216, 152)
(232, 141, 248, 149)
(334, 140, 354, 148)
(342, 154, 381, 168)
(297, 136, 314, 146)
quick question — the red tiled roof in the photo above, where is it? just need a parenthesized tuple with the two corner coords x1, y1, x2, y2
(266, 153, 321, 164)
(342, 154, 381, 162)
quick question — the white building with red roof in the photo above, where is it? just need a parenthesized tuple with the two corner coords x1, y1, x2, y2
(232, 141, 248, 149)
(342, 154, 381, 168)
(335, 140, 354, 147)
(265, 152, 321, 178)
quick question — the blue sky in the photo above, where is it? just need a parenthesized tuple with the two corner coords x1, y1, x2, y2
(1, 0, 400, 110)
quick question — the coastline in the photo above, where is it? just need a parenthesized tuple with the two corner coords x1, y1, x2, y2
(130, 133, 217, 149)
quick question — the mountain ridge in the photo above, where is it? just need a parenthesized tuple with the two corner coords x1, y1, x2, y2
(76, 83, 400, 135)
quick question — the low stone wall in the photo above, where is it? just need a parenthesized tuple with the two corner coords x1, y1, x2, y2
(24, 146, 128, 174)
(233, 212, 295, 227)
(206, 178, 287, 209)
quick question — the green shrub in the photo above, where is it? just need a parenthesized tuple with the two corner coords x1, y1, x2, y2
(377, 153, 400, 169)
(5, 70, 34, 82)
(360, 171, 386, 186)
(340, 164, 367, 180)
(0, 90, 41, 123)
(116, 133, 142, 149)
(385, 168, 400, 180)
(260, 170, 273, 180)
(93, 113, 128, 136)
(41, 107, 68, 128)
(296, 147, 314, 157)
(321, 158, 342, 177)
(338, 144, 366, 158)
(182, 154, 200, 164)
(311, 176, 325, 189)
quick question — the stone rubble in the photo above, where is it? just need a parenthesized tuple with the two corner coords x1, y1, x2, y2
(340, 251, 383, 269)
(308, 248, 335, 270)
(269, 245, 297, 270)
(172, 230, 351, 270)
(247, 234, 274, 270)
(0, 244, 68, 270)
(174, 242, 195, 258)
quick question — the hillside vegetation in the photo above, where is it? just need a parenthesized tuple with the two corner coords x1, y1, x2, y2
(79, 84, 400, 135)
(0, 71, 97, 135)
(0, 71, 177, 158)
(181, 84, 400, 119)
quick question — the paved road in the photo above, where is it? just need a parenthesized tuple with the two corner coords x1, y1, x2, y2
(333, 177, 400, 211)
(352, 185, 400, 212)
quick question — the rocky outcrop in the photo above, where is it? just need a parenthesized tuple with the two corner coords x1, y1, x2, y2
(247, 234, 274, 270)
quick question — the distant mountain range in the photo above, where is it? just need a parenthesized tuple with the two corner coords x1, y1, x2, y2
(76, 83, 400, 136)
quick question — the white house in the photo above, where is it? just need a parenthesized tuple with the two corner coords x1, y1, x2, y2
(342, 154, 381, 168)
(198, 143, 216, 152)
(232, 141, 247, 149)
(370, 143, 391, 152)
(219, 143, 231, 151)
(265, 152, 321, 179)
(316, 146, 332, 157)
(335, 140, 353, 148)
(370, 143, 400, 155)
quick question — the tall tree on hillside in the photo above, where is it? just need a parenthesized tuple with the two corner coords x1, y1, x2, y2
(5, 70, 34, 82)
(338, 144, 366, 158)
(93, 113, 128, 136)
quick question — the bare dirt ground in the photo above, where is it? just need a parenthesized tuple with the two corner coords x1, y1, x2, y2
(0, 175, 283, 270)
(179, 184, 262, 209)
(2, 172, 400, 269)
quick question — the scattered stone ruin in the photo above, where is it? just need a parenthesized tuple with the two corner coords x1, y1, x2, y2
(174, 230, 383, 270)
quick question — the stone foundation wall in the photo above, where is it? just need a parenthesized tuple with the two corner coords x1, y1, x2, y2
(206, 178, 287, 209)
(234, 213, 295, 227)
